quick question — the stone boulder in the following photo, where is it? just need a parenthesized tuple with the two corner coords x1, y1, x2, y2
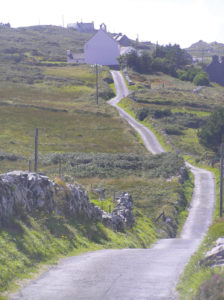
(200, 237, 224, 267)
(0, 171, 134, 232)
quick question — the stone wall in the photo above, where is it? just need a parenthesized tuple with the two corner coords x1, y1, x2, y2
(0, 171, 134, 231)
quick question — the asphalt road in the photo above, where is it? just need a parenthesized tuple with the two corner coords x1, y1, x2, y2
(108, 71, 165, 154)
(10, 71, 216, 300)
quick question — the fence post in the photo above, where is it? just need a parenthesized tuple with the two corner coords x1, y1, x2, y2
(220, 143, 223, 218)
(34, 128, 39, 173)
(28, 160, 32, 172)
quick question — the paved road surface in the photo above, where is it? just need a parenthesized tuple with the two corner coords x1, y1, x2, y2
(108, 71, 165, 154)
(10, 71, 215, 300)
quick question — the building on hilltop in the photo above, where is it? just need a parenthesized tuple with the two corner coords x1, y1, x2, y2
(67, 23, 135, 66)
(0, 22, 10, 28)
(206, 55, 224, 86)
(113, 33, 131, 47)
(84, 23, 120, 66)
(67, 21, 95, 33)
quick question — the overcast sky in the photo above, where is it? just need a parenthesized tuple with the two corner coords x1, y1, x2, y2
(1, 0, 224, 48)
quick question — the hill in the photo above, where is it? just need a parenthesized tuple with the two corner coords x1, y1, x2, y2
(0, 25, 91, 63)
(186, 40, 224, 63)
(118, 68, 224, 300)
(0, 26, 194, 297)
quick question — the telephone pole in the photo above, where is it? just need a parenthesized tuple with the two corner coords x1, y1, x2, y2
(34, 128, 39, 173)
(96, 64, 98, 105)
(220, 143, 223, 218)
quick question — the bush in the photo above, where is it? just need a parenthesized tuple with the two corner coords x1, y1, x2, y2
(165, 124, 184, 135)
(197, 273, 224, 300)
(193, 72, 210, 86)
(177, 67, 201, 82)
(135, 107, 149, 121)
(198, 107, 224, 152)
(153, 109, 172, 119)
(124, 51, 152, 74)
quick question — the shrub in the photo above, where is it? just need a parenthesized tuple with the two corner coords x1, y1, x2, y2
(193, 71, 210, 86)
(153, 109, 172, 119)
(165, 124, 183, 135)
(198, 107, 224, 152)
(197, 273, 224, 299)
(177, 67, 201, 82)
(135, 107, 149, 121)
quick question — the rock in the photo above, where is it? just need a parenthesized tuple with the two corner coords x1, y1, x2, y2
(0, 171, 134, 231)
(179, 166, 189, 183)
(200, 236, 224, 267)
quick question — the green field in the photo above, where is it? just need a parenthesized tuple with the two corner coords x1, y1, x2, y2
(119, 70, 224, 160)
(0, 26, 196, 297)
(119, 69, 224, 299)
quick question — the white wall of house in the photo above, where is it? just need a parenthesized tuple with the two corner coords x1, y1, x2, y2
(84, 29, 120, 66)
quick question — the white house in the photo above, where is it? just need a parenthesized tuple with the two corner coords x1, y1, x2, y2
(84, 24, 120, 66)
(67, 22, 95, 33)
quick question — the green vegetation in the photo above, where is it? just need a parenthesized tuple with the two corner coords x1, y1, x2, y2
(0, 25, 91, 63)
(193, 71, 210, 86)
(118, 70, 224, 158)
(177, 66, 210, 86)
(198, 107, 224, 153)
(121, 44, 192, 77)
(118, 68, 224, 299)
(0, 212, 156, 295)
(177, 218, 224, 299)
(0, 25, 195, 298)
(186, 40, 224, 64)
(0, 151, 189, 296)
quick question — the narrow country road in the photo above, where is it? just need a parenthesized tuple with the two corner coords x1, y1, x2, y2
(108, 71, 165, 154)
(10, 71, 216, 300)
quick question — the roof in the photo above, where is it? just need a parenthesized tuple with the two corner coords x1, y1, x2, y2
(85, 28, 119, 46)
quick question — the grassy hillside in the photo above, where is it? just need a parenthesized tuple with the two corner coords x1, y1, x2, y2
(119, 70, 224, 159)
(0, 25, 91, 63)
(186, 40, 224, 63)
(0, 150, 191, 298)
(120, 69, 224, 299)
(0, 26, 194, 298)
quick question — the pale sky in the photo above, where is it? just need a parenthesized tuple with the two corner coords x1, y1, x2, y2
(1, 0, 224, 48)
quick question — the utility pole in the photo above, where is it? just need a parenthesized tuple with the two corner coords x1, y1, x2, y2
(34, 128, 39, 173)
(220, 143, 223, 218)
(96, 64, 99, 105)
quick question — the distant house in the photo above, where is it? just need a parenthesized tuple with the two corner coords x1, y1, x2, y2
(0, 22, 10, 28)
(67, 22, 95, 33)
(114, 33, 131, 47)
(120, 46, 136, 56)
(206, 55, 224, 86)
(84, 23, 120, 66)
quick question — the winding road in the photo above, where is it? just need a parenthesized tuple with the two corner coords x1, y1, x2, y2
(10, 71, 216, 300)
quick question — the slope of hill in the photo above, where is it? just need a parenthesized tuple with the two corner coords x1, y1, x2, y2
(118, 68, 224, 299)
(0, 26, 194, 298)
(186, 40, 224, 62)
(0, 25, 91, 63)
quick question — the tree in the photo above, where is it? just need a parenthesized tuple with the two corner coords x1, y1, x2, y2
(138, 52, 152, 73)
(198, 107, 224, 152)
(153, 44, 192, 70)
(122, 51, 152, 74)
(193, 71, 210, 86)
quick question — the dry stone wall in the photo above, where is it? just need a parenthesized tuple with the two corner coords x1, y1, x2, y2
(0, 171, 134, 231)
